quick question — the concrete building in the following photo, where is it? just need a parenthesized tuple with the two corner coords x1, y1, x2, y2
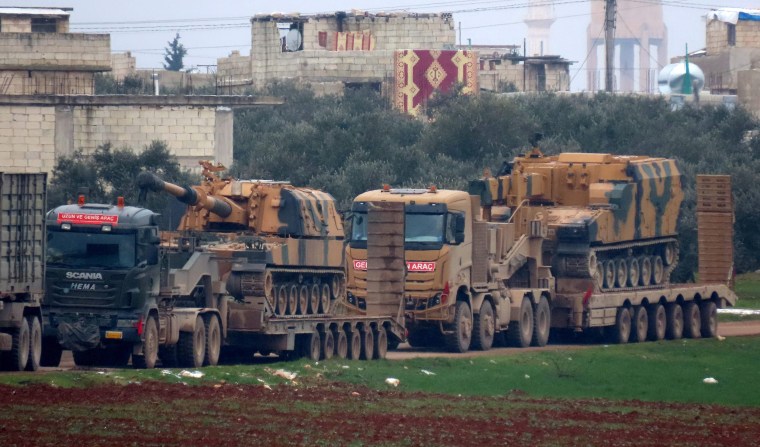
(468, 45, 572, 93)
(587, 0, 667, 92)
(0, 6, 110, 95)
(525, 0, 555, 57)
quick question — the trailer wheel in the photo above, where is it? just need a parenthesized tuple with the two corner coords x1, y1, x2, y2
(445, 301, 472, 353)
(133, 317, 159, 369)
(301, 330, 321, 361)
(5, 317, 30, 371)
(178, 316, 206, 368)
(507, 298, 533, 348)
(347, 329, 361, 360)
(609, 307, 631, 344)
(631, 306, 649, 343)
(387, 337, 400, 351)
(700, 301, 718, 338)
(321, 330, 334, 361)
(683, 302, 702, 339)
(40, 337, 63, 367)
(373, 326, 387, 360)
(666, 303, 683, 340)
(532, 296, 551, 347)
(334, 329, 348, 359)
(361, 326, 375, 360)
(647, 303, 666, 341)
(473, 301, 495, 351)
(25, 316, 42, 371)
(204, 315, 221, 366)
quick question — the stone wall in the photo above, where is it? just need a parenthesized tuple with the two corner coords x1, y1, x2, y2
(0, 70, 94, 95)
(0, 105, 56, 172)
(0, 32, 110, 70)
(707, 18, 760, 54)
(111, 52, 136, 80)
(217, 50, 252, 85)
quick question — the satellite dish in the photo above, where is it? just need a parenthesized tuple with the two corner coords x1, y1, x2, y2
(285, 28, 302, 51)
(658, 62, 705, 94)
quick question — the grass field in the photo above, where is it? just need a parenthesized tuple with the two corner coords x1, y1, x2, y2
(3, 336, 759, 407)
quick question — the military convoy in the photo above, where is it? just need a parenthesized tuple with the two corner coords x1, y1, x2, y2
(346, 144, 737, 352)
(40, 162, 404, 369)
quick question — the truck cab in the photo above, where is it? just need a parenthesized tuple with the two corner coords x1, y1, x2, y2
(42, 197, 161, 367)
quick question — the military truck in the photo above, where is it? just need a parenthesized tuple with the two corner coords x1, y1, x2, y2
(41, 163, 404, 368)
(0, 173, 46, 371)
(346, 147, 737, 352)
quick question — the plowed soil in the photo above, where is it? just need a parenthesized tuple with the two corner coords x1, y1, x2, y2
(1, 379, 759, 447)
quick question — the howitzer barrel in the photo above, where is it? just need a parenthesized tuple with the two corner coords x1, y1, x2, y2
(137, 171, 232, 218)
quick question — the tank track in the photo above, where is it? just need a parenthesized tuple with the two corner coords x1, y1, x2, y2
(559, 238, 678, 293)
(237, 267, 344, 318)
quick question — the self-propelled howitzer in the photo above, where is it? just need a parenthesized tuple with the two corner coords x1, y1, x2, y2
(138, 162, 346, 318)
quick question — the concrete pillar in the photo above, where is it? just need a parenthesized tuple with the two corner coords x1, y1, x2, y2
(588, 40, 599, 91)
(639, 35, 650, 92)
(619, 41, 635, 92)
(214, 107, 233, 168)
(54, 106, 74, 160)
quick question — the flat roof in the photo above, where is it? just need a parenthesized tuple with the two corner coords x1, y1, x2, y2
(0, 7, 71, 16)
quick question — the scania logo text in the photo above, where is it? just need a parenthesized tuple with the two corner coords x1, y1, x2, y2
(65, 272, 103, 280)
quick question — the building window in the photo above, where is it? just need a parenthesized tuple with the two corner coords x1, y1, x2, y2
(31, 18, 57, 33)
(727, 23, 736, 46)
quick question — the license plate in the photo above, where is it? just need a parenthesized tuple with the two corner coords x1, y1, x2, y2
(105, 331, 123, 340)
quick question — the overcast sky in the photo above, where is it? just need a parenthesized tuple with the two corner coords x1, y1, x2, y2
(24, 0, 760, 90)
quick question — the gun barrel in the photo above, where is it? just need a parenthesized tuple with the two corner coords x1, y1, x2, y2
(137, 171, 232, 218)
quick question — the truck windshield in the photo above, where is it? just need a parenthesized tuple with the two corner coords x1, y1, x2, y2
(351, 212, 445, 246)
(47, 231, 136, 269)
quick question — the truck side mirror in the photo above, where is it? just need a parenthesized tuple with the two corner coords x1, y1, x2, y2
(455, 213, 466, 244)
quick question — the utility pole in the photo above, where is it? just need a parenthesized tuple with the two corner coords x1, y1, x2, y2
(604, 0, 617, 92)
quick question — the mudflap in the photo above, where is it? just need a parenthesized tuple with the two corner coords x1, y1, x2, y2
(57, 319, 101, 351)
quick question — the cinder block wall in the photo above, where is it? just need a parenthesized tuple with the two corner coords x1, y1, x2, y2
(707, 19, 760, 55)
(0, 33, 110, 70)
(0, 106, 56, 172)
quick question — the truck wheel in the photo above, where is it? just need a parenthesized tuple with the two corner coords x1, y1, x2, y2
(472, 301, 495, 351)
(133, 317, 158, 369)
(631, 306, 649, 343)
(204, 315, 221, 366)
(302, 330, 321, 361)
(647, 303, 666, 341)
(666, 303, 683, 340)
(373, 326, 388, 360)
(25, 316, 42, 371)
(532, 296, 551, 347)
(683, 302, 702, 339)
(178, 316, 206, 368)
(334, 329, 348, 359)
(445, 301, 472, 353)
(507, 298, 533, 348)
(387, 337, 400, 351)
(361, 326, 375, 360)
(609, 307, 631, 344)
(6, 318, 30, 371)
(321, 330, 334, 360)
(700, 301, 718, 338)
(347, 329, 362, 360)
(40, 337, 63, 367)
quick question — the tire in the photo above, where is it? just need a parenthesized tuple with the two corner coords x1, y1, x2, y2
(347, 329, 361, 360)
(627, 257, 640, 287)
(373, 326, 388, 360)
(298, 285, 309, 315)
(303, 330, 321, 361)
(288, 285, 298, 316)
(531, 296, 551, 347)
(472, 300, 495, 351)
(647, 303, 666, 341)
(26, 316, 42, 372)
(321, 330, 334, 361)
(320, 284, 330, 313)
(682, 302, 702, 339)
(445, 301, 472, 353)
(7, 318, 30, 371)
(159, 345, 179, 367)
(631, 306, 649, 343)
(614, 258, 627, 288)
(700, 301, 718, 338)
(133, 317, 158, 369)
(387, 337, 400, 351)
(178, 316, 206, 368)
(276, 285, 288, 315)
(360, 326, 375, 360)
(603, 260, 615, 289)
(309, 284, 320, 314)
(204, 315, 221, 366)
(666, 303, 684, 340)
(40, 337, 63, 367)
(638, 256, 652, 286)
(652, 256, 664, 285)
(506, 297, 533, 348)
(609, 307, 631, 344)
(334, 329, 348, 359)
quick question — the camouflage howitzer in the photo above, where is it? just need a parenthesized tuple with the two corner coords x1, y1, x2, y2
(138, 162, 346, 318)
(470, 144, 683, 292)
